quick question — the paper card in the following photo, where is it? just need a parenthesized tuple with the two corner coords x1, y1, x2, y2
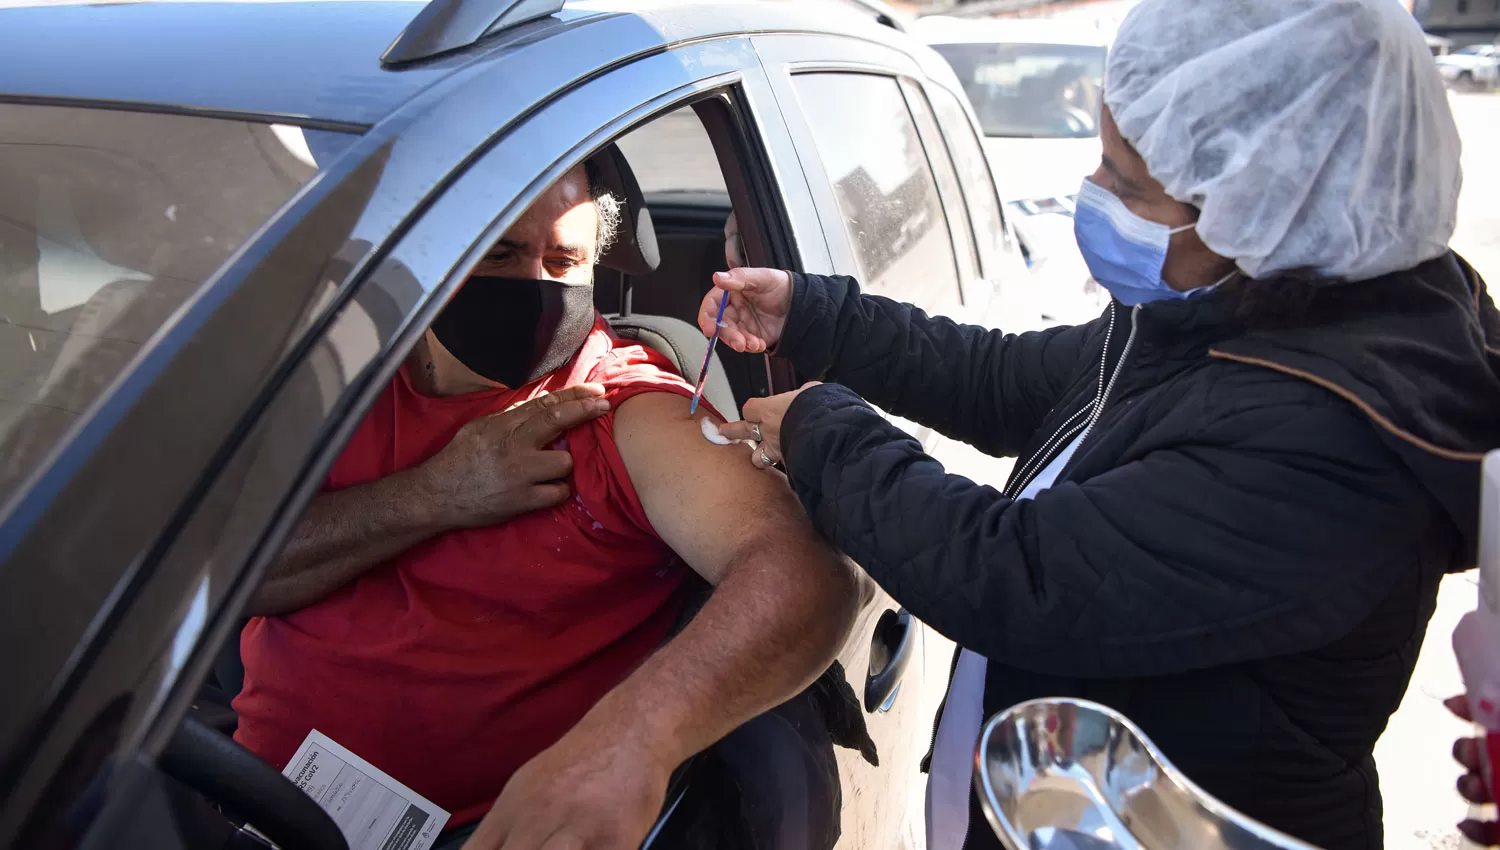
(281, 729, 450, 850)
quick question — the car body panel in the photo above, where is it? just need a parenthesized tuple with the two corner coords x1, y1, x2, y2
(0, 2, 1032, 846)
(0, 16, 841, 763)
(0, 0, 435, 127)
(0, 0, 916, 127)
(359, 36, 925, 848)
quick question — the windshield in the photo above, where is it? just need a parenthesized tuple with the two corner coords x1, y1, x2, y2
(932, 41, 1106, 139)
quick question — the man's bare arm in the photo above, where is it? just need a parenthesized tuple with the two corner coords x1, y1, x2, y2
(247, 470, 451, 616)
(248, 385, 611, 617)
(468, 391, 859, 850)
(603, 392, 860, 754)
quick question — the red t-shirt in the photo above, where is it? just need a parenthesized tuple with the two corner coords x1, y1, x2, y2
(234, 319, 709, 826)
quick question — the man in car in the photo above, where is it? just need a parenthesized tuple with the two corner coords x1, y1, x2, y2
(231, 162, 859, 850)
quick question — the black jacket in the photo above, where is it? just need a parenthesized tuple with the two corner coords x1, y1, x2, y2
(778, 254, 1500, 850)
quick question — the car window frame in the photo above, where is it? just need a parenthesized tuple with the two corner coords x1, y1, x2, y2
(752, 33, 928, 279)
(757, 35, 969, 453)
(919, 78, 1017, 283)
(899, 75, 981, 298)
(0, 12, 731, 790)
(785, 68, 967, 312)
(767, 59, 972, 316)
(144, 37, 797, 762)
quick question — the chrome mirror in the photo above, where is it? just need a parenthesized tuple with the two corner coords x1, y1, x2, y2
(974, 698, 1320, 850)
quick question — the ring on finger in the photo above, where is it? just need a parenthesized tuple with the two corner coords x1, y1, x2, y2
(759, 446, 775, 468)
(750, 422, 764, 443)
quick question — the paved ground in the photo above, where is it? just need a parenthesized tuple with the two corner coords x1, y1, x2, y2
(907, 89, 1500, 849)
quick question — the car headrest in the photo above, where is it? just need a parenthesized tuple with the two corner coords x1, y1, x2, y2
(586, 144, 659, 276)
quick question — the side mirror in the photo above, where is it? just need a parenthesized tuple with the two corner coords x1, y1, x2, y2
(973, 698, 1320, 850)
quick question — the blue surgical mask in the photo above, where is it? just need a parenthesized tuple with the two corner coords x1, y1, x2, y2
(1074, 179, 1200, 307)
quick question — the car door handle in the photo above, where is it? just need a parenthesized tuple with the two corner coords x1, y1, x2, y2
(864, 608, 915, 713)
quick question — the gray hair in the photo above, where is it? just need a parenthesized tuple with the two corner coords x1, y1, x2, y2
(581, 161, 622, 263)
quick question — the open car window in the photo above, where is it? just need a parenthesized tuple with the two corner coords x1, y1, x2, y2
(614, 106, 728, 198)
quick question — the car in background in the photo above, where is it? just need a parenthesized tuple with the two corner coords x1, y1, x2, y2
(0, 0, 1035, 848)
(1437, 43, 1500, 89)
(914, 15, 1111, 322)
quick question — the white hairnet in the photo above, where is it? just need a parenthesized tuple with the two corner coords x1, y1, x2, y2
(1105, 0, 1462, 282)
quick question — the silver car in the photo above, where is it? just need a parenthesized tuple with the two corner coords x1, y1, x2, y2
(1436, 43, 1500, 88)
(0, 0, 1033, 848)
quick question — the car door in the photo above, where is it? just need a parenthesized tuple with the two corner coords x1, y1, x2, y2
(756, 35, 977, 456)
(757, 30, 1070, 847)
(755, 32, 991, 850)
(907, 77, 1039, 494)
(0, 11, 746, 839)
(0, 103, 384, 849)
(917, 76, 1035, 333)
(0, 17, 927, 850)
(346, 37, 925, 850)
(0, 13, 734, 839)
(0, 24, 844, 850)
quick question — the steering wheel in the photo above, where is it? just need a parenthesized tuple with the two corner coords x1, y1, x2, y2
(158, 716, 349, 850)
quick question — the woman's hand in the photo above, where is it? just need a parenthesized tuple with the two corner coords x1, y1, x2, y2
(720, 383, 821, 469)
(699, 267, 793, 354)
(1447, 694, 1499, 846)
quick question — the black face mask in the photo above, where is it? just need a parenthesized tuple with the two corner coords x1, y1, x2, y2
(429, 275, 595, 388)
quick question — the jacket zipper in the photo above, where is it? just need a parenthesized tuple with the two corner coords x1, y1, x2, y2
(950, 306, 1141, 850)
(1003, 409, 1089, 499)
(1004, 303, 1118, 499)
(922, 304, 1120, 775)
(916, 306, 1114, 776)
(1073, 305, 1140, 453)
(920, 645, 963, 777)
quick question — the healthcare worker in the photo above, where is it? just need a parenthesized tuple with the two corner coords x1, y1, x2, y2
(700, 2, 1500, 848)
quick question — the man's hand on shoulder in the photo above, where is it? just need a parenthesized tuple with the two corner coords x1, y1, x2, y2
(251, 384, 612, 616)
(417, 384, 613, 529)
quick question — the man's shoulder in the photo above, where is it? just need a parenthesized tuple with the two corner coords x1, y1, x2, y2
(612, 389, 696, 421)
(610, 393, 736, 480)
(587, 337, 698, 401)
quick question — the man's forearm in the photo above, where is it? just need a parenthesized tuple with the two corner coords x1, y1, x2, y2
(579, 534, 859, 769)
(248, 468, 449, 616)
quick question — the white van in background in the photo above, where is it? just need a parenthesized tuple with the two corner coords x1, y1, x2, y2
(915, 15, 1112, 321)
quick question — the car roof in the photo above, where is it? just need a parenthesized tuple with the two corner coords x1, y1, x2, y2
(912, 14, 1112, 48)
(0, 0, 919, 129)
(0, 0, 437, 127)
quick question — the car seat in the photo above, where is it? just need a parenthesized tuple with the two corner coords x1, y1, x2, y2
(588, 143, 739, 421)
